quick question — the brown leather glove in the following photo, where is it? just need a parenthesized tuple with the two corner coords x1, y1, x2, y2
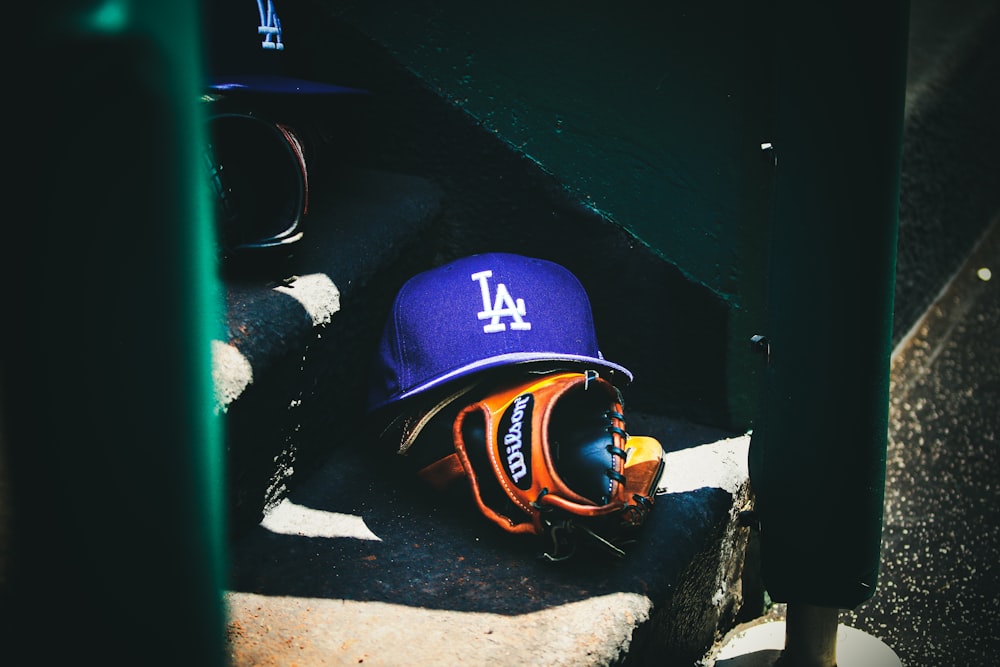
(414, 370, 665, 561)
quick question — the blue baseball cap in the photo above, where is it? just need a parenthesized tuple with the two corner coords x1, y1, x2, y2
(205, 0, 369, 96)
(368, 253, 632, 414)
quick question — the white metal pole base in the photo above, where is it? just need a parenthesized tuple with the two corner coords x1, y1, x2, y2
(709, 616, 902, 667)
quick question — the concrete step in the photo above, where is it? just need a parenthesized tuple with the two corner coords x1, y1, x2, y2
(213, 166, 445, 536)
(224, 417, 751, 666)
(213, 165, 444, 415)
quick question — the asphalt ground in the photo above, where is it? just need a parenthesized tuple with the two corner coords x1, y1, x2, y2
(825, 4, 1000, 664)
(713, 217, 1000, 667)
(836, 216, 1000, 665)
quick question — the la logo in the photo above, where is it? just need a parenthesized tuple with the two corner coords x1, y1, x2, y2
(471, 270, 532, 333)
(257, 0, 285, 51)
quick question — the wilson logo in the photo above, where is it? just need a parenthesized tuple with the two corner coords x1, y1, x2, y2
(499, 394, 533, 488)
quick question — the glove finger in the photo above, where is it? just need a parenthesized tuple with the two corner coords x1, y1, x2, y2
(623, 435, 666, 500)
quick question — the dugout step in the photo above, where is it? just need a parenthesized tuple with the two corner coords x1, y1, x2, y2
(224, 412, 753, 666)
(214, 165, 445, 537)
(213, 165, 443, 412)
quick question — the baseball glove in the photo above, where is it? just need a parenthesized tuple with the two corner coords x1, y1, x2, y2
(406, 370, 665, 561)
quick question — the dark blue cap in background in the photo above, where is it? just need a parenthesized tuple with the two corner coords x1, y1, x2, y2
(205, 0, 369, 96)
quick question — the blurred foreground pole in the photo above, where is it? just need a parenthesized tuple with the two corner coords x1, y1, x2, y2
(2, 2, 227, 665)
(747, 0, 909, 658)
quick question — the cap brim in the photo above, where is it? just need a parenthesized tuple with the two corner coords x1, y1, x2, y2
(208, 75, 370, 96)
(368, 353, 633, 415)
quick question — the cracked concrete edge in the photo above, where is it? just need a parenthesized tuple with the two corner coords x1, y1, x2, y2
(225, 591, 653, 667)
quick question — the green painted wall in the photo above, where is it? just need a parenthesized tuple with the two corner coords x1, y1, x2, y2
(334, 1, 758, 292)
(322, 1, 774, 429)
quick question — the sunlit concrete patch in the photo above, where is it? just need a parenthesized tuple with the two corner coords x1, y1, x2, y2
(210, 273, 340, 412)
(225, 591, 652, 667)
(211, 339, 253, 413)
(273, 272, 341, 326)
(260, 498, 382, 541)
(658, 434, 751, 495)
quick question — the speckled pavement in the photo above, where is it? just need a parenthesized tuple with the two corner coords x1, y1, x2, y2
(841, 217, 1000, 665)
(705, 217, 1000, 666)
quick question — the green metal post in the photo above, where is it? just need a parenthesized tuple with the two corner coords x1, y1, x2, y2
(748, 0, 909, 617)
(3, 2, 227, 665)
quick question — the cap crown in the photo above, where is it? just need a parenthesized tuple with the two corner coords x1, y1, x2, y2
(369, 253, 631, 412)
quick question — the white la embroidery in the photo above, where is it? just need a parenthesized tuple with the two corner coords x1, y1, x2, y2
(257, 0, 284, 51)
(471, 270, 532, 333)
